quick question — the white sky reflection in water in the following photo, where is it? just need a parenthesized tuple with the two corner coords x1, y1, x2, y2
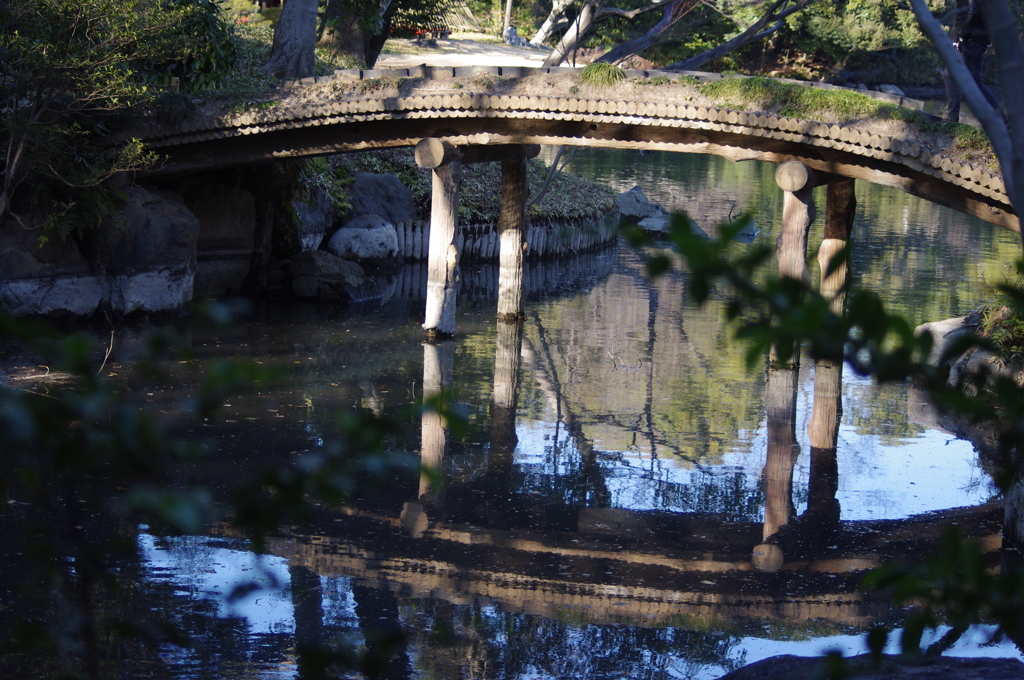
(138, 533, 295, 635)
(514, 368, 995, 520)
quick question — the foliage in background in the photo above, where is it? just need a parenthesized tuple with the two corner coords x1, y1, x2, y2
(135, 0, 240, 91)
(521, 0, 954, 85)
(300, 156, 355, 218)
(976, 304, 1024, 363)
(771, 0, 942, 82)
(0, 0, 250, 239)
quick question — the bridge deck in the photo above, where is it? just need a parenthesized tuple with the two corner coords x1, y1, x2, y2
(124, 66, 1014, 230)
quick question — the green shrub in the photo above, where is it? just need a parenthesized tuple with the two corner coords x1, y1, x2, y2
(259, 7, 282, 25)
(580, 62, 627, 88)
(136, 0, 239, 91)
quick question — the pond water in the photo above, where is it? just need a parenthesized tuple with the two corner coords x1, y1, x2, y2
(4, 148, 1024, 679)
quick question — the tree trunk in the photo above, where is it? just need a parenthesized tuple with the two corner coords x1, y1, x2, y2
(364, 1, 397, 68)
(504, 0, 514, 35)
(530, 0, 575, 46)
(908, 0, 1024, 253)
(261, 0, 318, 79)
(543, 0, 601, 67)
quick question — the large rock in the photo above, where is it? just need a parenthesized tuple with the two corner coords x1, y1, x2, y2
(0, 223, 104, 317)
(616, 185, 668, 222)
(637, 214, 709, 239)
(348, 173, 416, 224)
(181, 183, 257, 297)
(292, 185, 333, 252)
(290, 250, 363, 301)
(289, 250, 395, 303)
(326, 215, 399, 261)
(102, 187, 200, 315)
(915, 315, 978, 367)
(0, 186, 198, 318)
(948, 347, 1024, 394)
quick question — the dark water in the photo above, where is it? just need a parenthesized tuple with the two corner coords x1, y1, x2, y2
(4, 149, 1023, 678)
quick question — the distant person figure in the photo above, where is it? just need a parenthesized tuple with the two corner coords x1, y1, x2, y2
(944, 0, 999, 122)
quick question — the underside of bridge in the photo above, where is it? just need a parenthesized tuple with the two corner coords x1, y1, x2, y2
(134, 70, 1015, 233)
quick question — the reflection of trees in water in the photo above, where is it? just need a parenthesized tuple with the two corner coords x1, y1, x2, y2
(606, 462, 764, 520)
(564, 146, 1020, 328)
(842, 379, 922, 443)
(373, 595, 745, 680)
(521, 242, 763, 496)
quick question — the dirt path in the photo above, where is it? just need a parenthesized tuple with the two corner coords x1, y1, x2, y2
(376, 37, 548, 68)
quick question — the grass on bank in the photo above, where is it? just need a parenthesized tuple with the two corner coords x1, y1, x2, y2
(698, 76, 992, 161)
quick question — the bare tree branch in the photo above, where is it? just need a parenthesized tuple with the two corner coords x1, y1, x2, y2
(542, 0, 675, 66)
(530, 0, 576, 46)
(664, 0, 808, 71)
(906, 0, 1024, 235)
(597, 0, 701, 65)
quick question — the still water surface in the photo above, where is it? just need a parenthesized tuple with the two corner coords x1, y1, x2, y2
(12, 149, 1024, 678)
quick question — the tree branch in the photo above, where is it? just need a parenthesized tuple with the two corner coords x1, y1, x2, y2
(664, 0, 808, 71)
(596, 0, 673, 21)
(906, 0, 1021, 218)
(597, 0, 700, 65)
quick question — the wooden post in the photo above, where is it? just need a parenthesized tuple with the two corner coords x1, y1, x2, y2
(772, 161, 818, 366)
(808, 178, 855, 450)
(754, 365, 799, 571)
(422, 152, 462, 337)
(491, 318, 523, 479)
(416, 139, 540, 336)
(497, 156, 528, 320)
(818, 178, 856, 316)
(775, 161, 817, 285)
(419, 339, 455, 501)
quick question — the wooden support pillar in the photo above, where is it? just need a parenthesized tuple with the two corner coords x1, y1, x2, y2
(419, 339, 455, 501)
(422, 156, 462, 337)
(775, 161, 817, 285)
(808, 178, 855, 450)
(818, 178, 856, 316)
(497, 156, 528, 320)
(415, 139, 539, 336)
(754, 365, 800, 572)
(772, 161, 818, 366)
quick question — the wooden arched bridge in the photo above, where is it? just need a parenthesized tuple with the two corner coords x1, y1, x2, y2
(128, 65, 1013, 231)
(123, 66, 1016, 335)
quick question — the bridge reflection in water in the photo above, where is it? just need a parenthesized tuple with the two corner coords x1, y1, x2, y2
(236, 335, 999, 635)
(189, 254, 1002, 676)
(130, 143, 1019, 673)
